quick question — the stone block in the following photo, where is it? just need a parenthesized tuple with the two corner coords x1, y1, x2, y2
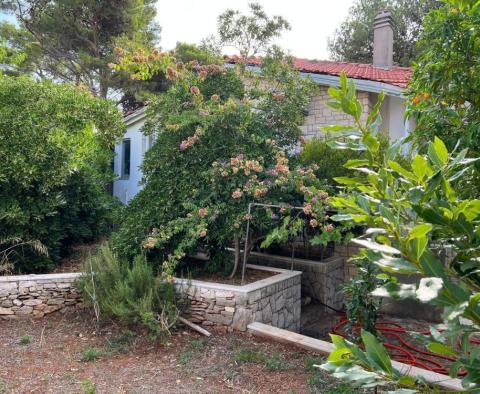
(23, 299, 43, 306)
(47, 298, 65, 305)
(231, 307, 254, 331)
(0, 307, 13, 315)
(16, 306, 33, 315)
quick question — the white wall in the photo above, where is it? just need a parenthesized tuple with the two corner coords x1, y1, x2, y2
(113, 117, 147, 204)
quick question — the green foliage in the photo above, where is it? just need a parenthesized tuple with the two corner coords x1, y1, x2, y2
(111, 49, 320, 277)
(343, 259, 383, 337)
(207, 2, 290, 59)
(18, 335, 32, 345)
(80, 347, 105, 362)
(328, 0, 439, 66)
(406, 0, 480, 196)
(79, 244, 178, 338)
(81, 379, 97, 394)
(1, 0, 160, 97)
(0, 76, 124, 273)
(315, 72, 480, 390)
(321, 331, 419, 391)
(300, 138, 362, 193)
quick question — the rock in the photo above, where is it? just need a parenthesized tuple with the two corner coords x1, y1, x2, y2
(16, 306, 33, 315)
(224, 306, 235, 313)
(231, 307, 253, 331)
(1, 300, 13, 308)
(47, 298, 65, 305)
(44, 305, 62, 314)
(0, 307, 13, 315)
(23, 299, 42, 306)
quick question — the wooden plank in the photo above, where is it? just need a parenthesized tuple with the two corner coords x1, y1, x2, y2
(247, 322, 464, 392)
(178, 316, 211, 337)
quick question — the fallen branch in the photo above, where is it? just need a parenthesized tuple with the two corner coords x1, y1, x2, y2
(178, 316, 211, 337)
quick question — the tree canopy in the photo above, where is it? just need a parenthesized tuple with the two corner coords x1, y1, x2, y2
(328, 0, 440, 66)
(0, 0, 160, 98)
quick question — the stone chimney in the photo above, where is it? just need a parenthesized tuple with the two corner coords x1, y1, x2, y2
(373, 10, 394, 69)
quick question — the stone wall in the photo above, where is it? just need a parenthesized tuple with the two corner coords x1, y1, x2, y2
(248, 253, 345, 311)
(332, 242, 362, 281)
(300, 87, 373, 140)
(176, 265, 302, 332)
(0, 273, 82, 320)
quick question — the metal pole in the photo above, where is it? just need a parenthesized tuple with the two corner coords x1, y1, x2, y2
(241, 202, 253, 285)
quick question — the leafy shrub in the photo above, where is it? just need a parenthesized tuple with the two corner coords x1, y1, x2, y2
(0, 76, 124, 272)
(407, 0, 480, 197)
(80, 347, 105, 362)
(111, 49, 321, 278)
(299, 138, 362, 193)
(314, 72, 480, 390)
(18, 335, 32, 345)
(79, 244, 178, 338)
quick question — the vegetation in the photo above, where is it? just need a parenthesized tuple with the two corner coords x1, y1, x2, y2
(110, 44, 329, 278)
(328, 0, 439, 66)
(79, 244, 178, 338)
(0, 0, 160, 98)
(80, 347, 105, 363)
(0, 76, 124, 273)
(310, 72, 480, 390)
(18, 335, 32, 345)
(203, 2, 290, 60)
(406, 0, 480, 196)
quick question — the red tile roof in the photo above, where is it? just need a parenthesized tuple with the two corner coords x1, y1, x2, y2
(227, 56, 412, 89)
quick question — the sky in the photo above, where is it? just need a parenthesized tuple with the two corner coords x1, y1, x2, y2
(156, 0, 355, 60)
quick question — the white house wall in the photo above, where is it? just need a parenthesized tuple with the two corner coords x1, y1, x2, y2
(113, 117, 147, 204)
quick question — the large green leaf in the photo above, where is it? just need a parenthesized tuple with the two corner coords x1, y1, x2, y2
(352, 239, 401, 255)
(408, 236, 428, 261)
(427, 342, 457, 357)
(361, 330, 393, 374)
(408, 224, 433, 240)
(373, 256, 420, 274)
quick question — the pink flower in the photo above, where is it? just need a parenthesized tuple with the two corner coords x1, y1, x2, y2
(309, 219, 319, 228)
(272, 91, 285, 101)
(190, 86, 200, 95)
(232, 189, 243, 199)
(324, 224, 334, 232)
(198, 208, 208, 218)
(179, 142, 187, 150)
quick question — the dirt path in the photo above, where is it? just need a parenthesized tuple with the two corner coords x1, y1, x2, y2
(0, 311, 358, 394)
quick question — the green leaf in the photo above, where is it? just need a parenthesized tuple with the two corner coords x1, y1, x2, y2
(396, 376, 417, 387)
(373, 256, 420, 275)
(363, 133, 380, 153)
(408, 224, 433, 240)
(426, 342, 456, 357)
(352, 239, 401, 255)
(411, 154, 429, 180)
(334, 176, 365, 186)
(388, 160, 416, 182)
(427, 137, 448, 167)
(408, 236, 428, 261)
(361, 330, 393, 374)
(344, 159, 370, 168)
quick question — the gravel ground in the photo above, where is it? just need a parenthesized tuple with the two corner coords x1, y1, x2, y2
(0, 310, 358, 394)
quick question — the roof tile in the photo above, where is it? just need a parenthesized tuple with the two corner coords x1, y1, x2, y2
(227, 56, 412, 88)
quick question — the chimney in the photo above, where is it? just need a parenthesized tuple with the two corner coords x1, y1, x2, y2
(373, 10, 394, 69)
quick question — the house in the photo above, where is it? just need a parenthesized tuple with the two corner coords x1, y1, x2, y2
(113, 11, 413, 204)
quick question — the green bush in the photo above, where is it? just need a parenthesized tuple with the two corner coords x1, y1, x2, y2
(111, 50, 318, 278)
(79, 244, 178, 338)
(299, 138, 362, 192)
(0, 76, 124, 272)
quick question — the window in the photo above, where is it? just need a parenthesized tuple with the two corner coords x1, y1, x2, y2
(121, 139, 131, 179)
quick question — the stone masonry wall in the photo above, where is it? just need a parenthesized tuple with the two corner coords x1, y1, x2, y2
(248, 253, 345, 311)
(176, 265, 302, 333)
(0, 273, 82, 320)
(301, 87, 373, 140)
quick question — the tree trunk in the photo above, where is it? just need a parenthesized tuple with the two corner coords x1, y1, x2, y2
(229, 238, 241, 279)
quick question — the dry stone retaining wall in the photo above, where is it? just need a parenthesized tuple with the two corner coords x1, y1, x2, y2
(176, 265, 302, 332)
(0, 273, 82, 319)
(248, 253, 345, 311)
